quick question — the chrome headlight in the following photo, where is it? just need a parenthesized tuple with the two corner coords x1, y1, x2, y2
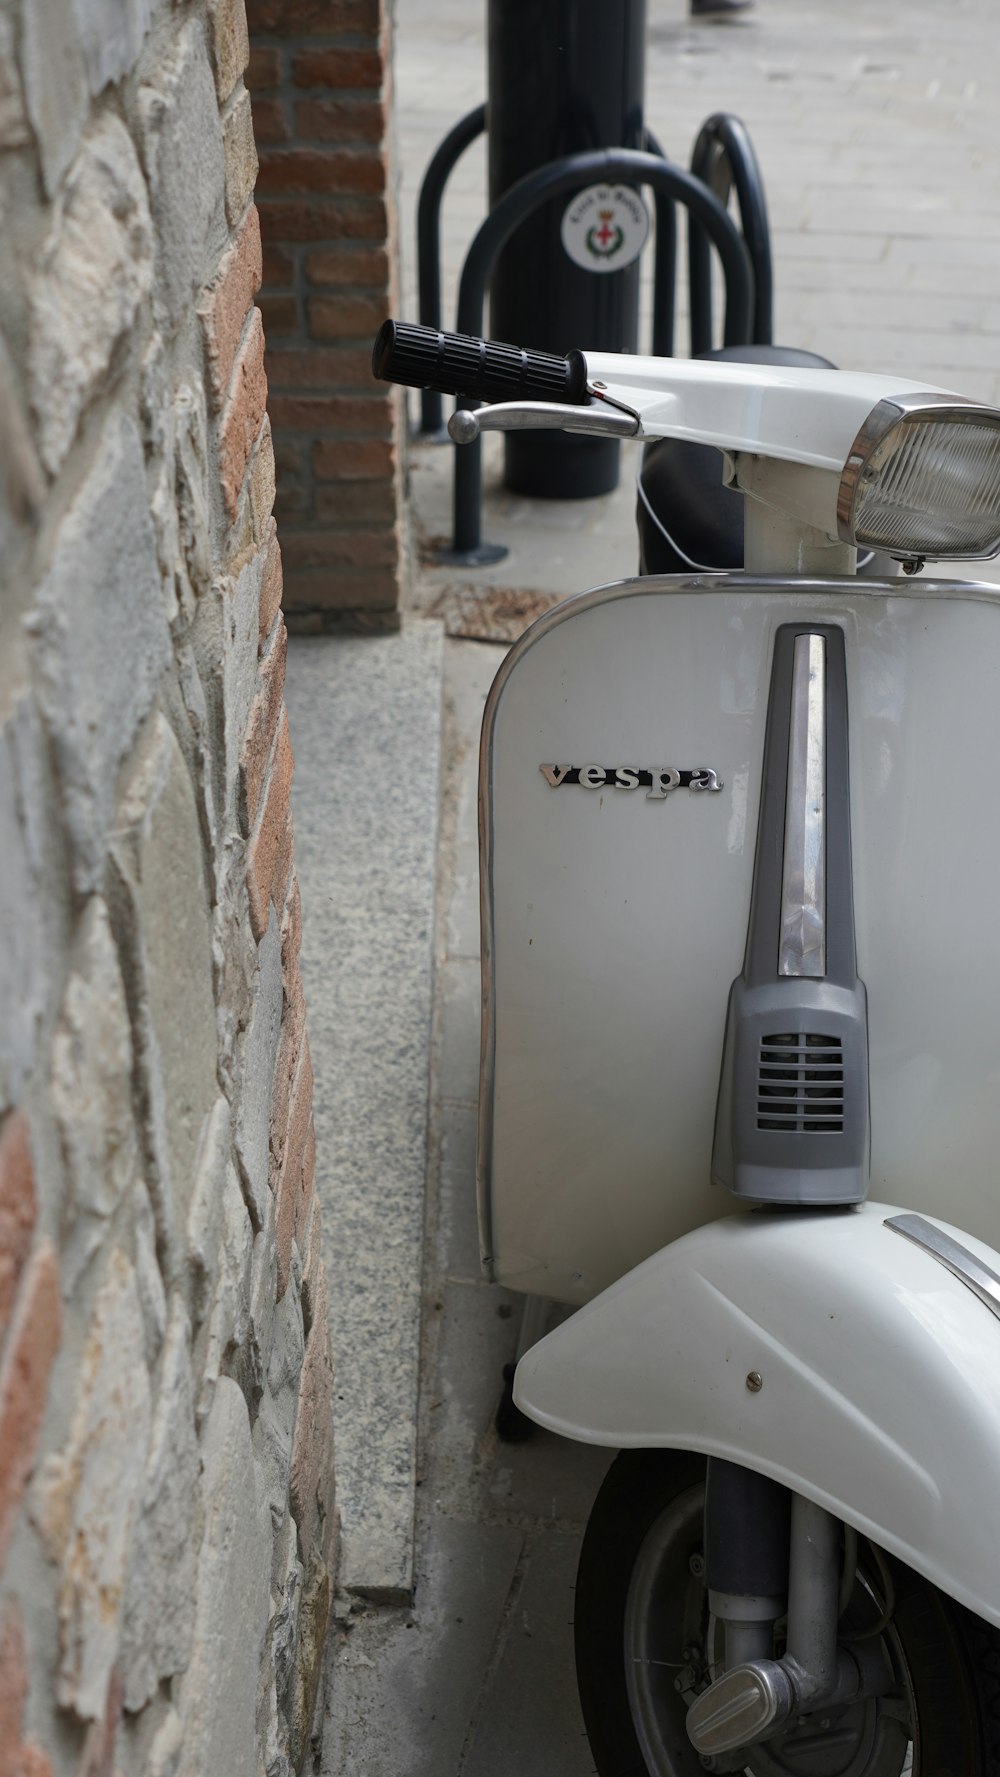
(837, 395, 1000, 560)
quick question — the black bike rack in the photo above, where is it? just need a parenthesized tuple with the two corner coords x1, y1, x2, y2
(414, 112, 774, 562)
(689, 112, 774, 353)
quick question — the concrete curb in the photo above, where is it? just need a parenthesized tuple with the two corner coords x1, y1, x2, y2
(285, 618, 444, 1600)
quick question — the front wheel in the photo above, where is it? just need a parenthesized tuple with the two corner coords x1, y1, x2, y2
(575, 1449, 1000, 1776)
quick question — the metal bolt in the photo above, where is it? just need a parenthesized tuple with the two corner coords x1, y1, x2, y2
(689, 1552, 705, 1577)
(746, 1370, 763, 1393)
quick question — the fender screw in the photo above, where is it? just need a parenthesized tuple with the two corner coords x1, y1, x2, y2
(689, 1553, 705, 1578)
(746, 1370, 763, 1393)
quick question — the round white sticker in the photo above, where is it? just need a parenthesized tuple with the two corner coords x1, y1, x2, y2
(560, 183, 650, 274)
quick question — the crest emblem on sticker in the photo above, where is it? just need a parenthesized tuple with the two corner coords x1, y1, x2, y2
(561, 184, 649, 273)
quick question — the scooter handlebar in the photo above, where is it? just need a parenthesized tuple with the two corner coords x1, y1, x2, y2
(372, 320, 589, 408)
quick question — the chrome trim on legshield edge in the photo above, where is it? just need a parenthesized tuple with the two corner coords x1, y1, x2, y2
(886, 1213, 1000, 1324)
(779, 633, 826, 978)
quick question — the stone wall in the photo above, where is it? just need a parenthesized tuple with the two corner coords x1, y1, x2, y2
(0, 2, 335, 1773)
(246, 0, 404, 631)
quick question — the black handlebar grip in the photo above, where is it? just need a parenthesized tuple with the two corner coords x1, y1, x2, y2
(372, 320, 589, 407)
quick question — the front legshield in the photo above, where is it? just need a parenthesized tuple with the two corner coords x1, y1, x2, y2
(514, 1202, 1000, 1629)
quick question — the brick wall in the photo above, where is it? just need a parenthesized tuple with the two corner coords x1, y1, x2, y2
(246, 0, 404, 632)
(0, 2, 335, 1771)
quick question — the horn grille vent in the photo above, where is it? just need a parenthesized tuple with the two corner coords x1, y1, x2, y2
(757, 1032, 845, 1134)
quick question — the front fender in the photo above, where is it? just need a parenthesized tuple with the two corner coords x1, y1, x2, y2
(514, 1201, 1000, 1628)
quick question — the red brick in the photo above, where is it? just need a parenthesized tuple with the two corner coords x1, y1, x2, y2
(257, 294, 298, 339)
(199, 206, 263, 412)
(307, 290, 388, 339)
(267, 392, 392, 435)
(274, 487, 311, 526)
(241, 629, 288, 832)
(249, 97, 291, 145)
(259, 520, 284, 643)
(296, 1114, 316, 1251)
(304, 243, 388, 286)
(261, 241, 295, 288)
(247, 709, 295, 942)
(247, 43, 280, 88)
(0, 1243, 61, 1569)
(272, 798, 295, 917)
(257, 147, 384, 198)
(21, 1744, 55, 1777)
(315, 480, 395, 525)
(219, 307, 268, 519)
(312, 437, 395, 480)
(289, 1252, 336, 1570)
(256, 196, 387, 243)
(280, 870, 303, 984)
(300, 1192, 322, 1326)
(0, 1607, 27, 1777)
(0, 1114, 36, 1347)
(265, 345, 371, 390)
(269, 971, 307, 1193)
(248, 0, 380, 29)
(282, 567, 399, 612)
(291, 47, 382, 89)
(76, 1664, 122, 1777)
(279, 528, 397, 570)
(294, 97, 386, 144)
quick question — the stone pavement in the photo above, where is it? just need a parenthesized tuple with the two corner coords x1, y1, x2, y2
(311, 0, 1000, 1770)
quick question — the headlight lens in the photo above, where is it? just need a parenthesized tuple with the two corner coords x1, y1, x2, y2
(837, 398, 1000, 559)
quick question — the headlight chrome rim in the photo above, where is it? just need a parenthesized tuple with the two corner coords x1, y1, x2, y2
(837, 392, 1000, 561)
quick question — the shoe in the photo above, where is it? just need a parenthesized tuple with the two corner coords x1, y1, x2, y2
(691, 0, 754, 15)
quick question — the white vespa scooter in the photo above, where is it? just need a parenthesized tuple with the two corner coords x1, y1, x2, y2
(375, 318, 1000, 1774)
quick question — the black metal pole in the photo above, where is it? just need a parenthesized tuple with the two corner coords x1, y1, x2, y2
(488, 0, 648, 499)
(448, 147, 754, 558)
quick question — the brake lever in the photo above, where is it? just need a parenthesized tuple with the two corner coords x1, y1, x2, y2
(447, 388, 640, 444)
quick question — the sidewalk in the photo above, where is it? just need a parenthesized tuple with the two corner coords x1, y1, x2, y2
(314, 1, 1000, 1770)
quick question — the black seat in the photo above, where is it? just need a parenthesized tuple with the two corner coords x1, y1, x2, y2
(637, 345, 837, 576)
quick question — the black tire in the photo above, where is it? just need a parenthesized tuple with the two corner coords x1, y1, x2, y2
(575, 1448, 1000, 1777)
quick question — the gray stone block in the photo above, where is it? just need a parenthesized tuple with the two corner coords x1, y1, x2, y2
(19, 0, 88, 198)
(52, 1248, 152, 1720)
(196, 1162, 253, 1429)
(186, 1097, 233, 1331)
(0, 12, 29, 148)
(135, 19, 228, 331)
(252, 1281, 304, 1540)
(72, 0, 157, 95)
(177, 1378, 272, 1777)
(28, 413, 170, 893)
(112, 712, 220, 1245)
(50, 896, 142, 1292)
(121, 1296, 200, 1711)
(234, 902, 283, 1227)
(28, 112, 154, 474)
(0, 697, 45, 1114)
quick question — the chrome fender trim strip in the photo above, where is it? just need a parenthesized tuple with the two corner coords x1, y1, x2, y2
(886, 1212, 1000, 1324)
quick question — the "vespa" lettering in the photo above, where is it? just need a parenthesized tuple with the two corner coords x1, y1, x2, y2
(539, 764, 723, 798)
